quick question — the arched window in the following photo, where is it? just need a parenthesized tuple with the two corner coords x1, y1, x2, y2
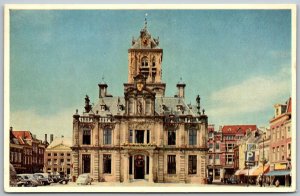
(152, 57, 156, 67)
(141, 57, 148, 67)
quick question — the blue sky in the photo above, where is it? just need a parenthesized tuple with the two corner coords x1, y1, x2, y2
(9, 10, 292, 139)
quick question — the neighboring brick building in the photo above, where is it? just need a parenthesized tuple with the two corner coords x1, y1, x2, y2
(207, 125, 257, 182)
(10, 127, 46, 174)
(44, 136, 72, 176)
(267, 97, 292, 186)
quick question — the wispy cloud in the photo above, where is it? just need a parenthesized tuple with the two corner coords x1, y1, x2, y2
(10, 108, 75, 141)
(207, 65, 291, 125)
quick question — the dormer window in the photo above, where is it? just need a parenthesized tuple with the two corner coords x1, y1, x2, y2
(118, 104, 124, 111)
(176, 105, 183, 112)
(100, 105, 106, 111)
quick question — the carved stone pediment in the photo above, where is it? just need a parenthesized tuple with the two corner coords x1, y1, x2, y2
(79, 123, 94, 129)
(184, 123, 200, 131)
(99, 123, 115, 130)
(128, 121, 153, 130)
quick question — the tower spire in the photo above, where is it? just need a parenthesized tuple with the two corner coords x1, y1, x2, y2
(144, 13, 148, 29)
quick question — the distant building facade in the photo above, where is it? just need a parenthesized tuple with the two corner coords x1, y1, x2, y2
(71, 22, 208, 183)
(9, 127, 46, 173)
(44, 136, 72, 176)
(207, 125, 257, 182)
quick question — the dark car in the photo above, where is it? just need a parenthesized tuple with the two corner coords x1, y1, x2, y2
(33, 173, 51, 185)
(227, 177, 238, 184)
(16, 174, 39, 187)
(49, 175, 60, 183)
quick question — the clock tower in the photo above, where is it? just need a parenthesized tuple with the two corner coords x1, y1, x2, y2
(126, 19, 166, 97)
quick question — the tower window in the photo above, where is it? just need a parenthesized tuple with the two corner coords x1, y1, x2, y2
(141, 57, 148, 67)
(152, 57, 156, 67)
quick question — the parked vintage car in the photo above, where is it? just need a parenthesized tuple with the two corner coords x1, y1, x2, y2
(16, 174, 40, 187)
(49, 174, 60, 183)
(9, 164, 18, 187)
(58, 176, 70, 184)
(33, 173, 51, 185)
(227, 176, 239, 184)
(76, 174, 93, 185)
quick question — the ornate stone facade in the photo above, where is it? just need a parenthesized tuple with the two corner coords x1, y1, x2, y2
(71, 21, 208, 183)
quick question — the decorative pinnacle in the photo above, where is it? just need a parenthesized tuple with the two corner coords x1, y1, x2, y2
(196, 95, 201, 115)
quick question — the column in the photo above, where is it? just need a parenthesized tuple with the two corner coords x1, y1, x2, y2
(213, 168, 215, 181)
(93, 151, 99, 182)
(99, 153, 103, 181)
(123, 154, 129, 183)
(133, 130, 136, 143)
(144, 130, 147, 144)
(149, 153, 153, 183)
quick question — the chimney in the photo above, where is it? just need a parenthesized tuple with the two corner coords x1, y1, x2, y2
(219, 126, 222, 132)
(176, 83, 186, 98)
(50, 134, 54, 143)
(98, 83, 108, 98)
(10, 127, 13, 132)
(44, 134, 48, 143)
(33, 134, 36, 139)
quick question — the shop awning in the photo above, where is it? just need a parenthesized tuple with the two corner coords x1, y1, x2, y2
(234, 170, 241, 175)
(239, 169, 248, 175)
(265, 170, 290, 176)
(250, 164, 270, 176)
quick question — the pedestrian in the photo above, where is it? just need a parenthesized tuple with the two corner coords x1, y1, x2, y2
(275, 179, 280, 187)
(259, 177, 263, 187)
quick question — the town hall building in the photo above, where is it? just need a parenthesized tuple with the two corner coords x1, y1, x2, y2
(71, 21, 208, 183)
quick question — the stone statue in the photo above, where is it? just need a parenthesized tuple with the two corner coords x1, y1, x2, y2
(84, 95, 92, 113)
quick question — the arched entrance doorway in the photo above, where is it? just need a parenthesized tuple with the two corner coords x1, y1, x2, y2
(134, 155, 145, 179)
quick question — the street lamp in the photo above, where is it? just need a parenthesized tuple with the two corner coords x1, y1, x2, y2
(262, 132, 266, 187)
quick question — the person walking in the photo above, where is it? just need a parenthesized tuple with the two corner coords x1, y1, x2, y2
(275, 179, 280, 187)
